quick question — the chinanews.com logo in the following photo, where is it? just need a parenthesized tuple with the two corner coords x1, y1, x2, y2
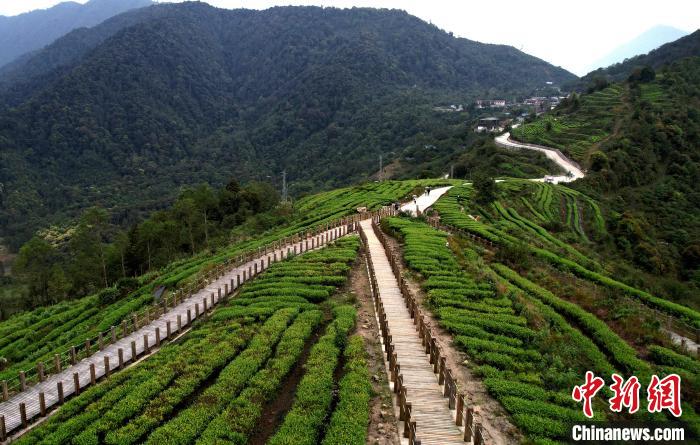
(568, 372, 694, 443)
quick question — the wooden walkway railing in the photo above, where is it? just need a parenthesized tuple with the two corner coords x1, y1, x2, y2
(0, 209, 402, 441)
(360, 218, 486, 445)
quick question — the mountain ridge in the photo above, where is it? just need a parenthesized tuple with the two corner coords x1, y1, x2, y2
(0, 2, 576, 247)
(0, 0, 153, 69)
(586, 25, 688, 73)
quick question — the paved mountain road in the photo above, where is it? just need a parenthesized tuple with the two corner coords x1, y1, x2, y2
(495, 131, 585, 183)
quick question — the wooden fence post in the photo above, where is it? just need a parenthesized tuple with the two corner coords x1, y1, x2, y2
(464, 407, 474, 441)
(474, 424, 484, 445)
(19, 402, 27, 428)
(73, 372, 80, 395)
(456, 393, 464, 426)
(39, 391, 46, 416)
(57, 381, 64, 404)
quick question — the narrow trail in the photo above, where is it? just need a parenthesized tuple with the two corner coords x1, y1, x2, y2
(0, 225, 349, 438)
(361, 219, 464, 445)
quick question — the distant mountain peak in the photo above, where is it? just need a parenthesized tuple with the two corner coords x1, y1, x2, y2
(0, 0, 152, 68)
(587, 25, 688, 72)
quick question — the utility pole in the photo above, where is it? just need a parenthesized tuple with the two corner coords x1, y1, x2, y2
(379, 155, 383, 181)
(281, 170, 288, 203)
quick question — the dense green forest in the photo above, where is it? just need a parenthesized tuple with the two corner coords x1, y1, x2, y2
(0, 2, 574, 249)
(513, 57, 700, 301)
(5, 179, 279, 315)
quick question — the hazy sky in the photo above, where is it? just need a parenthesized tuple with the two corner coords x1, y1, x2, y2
(1, 0, 698, 75)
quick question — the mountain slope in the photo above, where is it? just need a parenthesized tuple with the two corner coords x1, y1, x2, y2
(586, 25, 688, 73)
(513, 57, 700, 284)
(579, 29, 700, 85)
(0, 0, 152, 68)
(0, 2, 576, 247)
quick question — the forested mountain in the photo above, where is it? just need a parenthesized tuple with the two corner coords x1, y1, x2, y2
(513, 57, 700, 293)
(578, 29, 700, 87)
(0, 2, 575, 248)
(0, 0, 152, 69)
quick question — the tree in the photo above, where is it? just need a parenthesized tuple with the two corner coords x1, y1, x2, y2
(13, 236, 56, 306)
(174, 197, 198, 255)
(138, 219, 159, 271)
(473, 173, 497, 204)
(47, 265, 72, 302)
(187, 184, 217, 249)
(112, 230, 130, 278)
(590, 151, 609, 172)
(70, 207, 110, 291)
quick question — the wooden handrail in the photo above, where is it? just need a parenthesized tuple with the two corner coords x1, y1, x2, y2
(371, 218, 490, 444)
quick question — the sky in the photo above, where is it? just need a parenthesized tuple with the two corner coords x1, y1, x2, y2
(1, 0, 698, 75)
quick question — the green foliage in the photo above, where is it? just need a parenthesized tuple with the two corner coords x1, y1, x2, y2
(511, 84, 623, 162)
(322, 335, 371, 445)
(648, 345, 700, 375)
(473, 173, 498, 204)
(267, 305, 357, 445)
(433, 185, 700, 327)
(0, 2, 575, 248)
(382, 217, 605, 441)
(15, 237, 360, 444)
(195, 310, 323, 444)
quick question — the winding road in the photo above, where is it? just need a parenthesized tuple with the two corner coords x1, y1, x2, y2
(495, 132, 585, 183)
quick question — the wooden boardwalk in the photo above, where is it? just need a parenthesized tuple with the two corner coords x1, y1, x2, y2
(0, 224, 350, 438)
(361, 220, 464, 445)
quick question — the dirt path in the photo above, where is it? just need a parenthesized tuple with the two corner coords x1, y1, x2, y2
(383, 234, 522, 445)
(350, 250, 401, 445)
(248, 322, 327, 445)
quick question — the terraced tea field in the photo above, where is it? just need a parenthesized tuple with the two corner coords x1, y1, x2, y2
(511, 84, 625, 163)
(381, 216, 699, 442)
(1, 180, 698, 445)
(12, 237, 365, 445)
